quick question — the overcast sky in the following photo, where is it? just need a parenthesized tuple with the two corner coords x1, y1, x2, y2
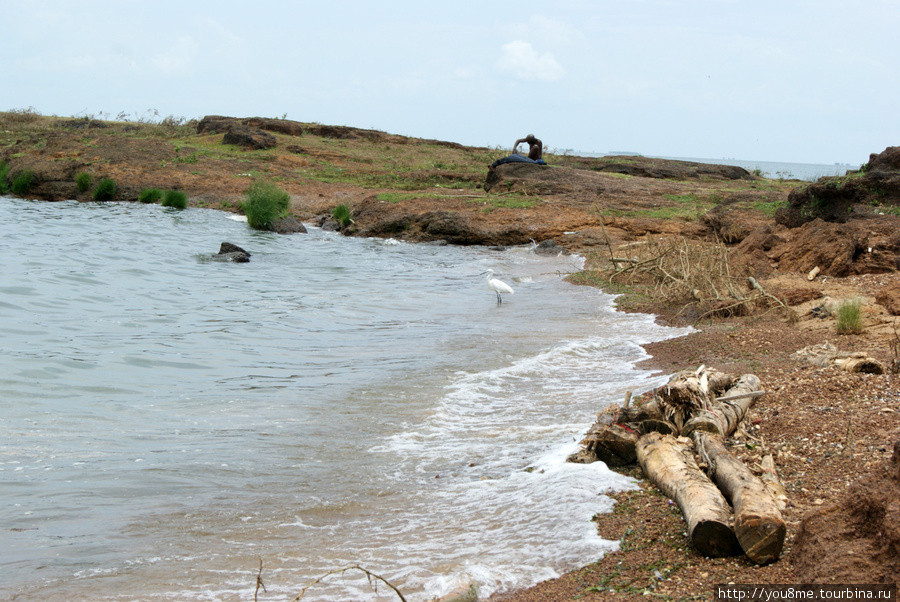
(3, 1, 897, 165)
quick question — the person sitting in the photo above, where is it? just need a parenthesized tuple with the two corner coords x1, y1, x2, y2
(513, 134, 543, 161)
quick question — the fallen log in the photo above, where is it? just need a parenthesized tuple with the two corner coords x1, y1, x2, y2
(657, 366, 736, 431)
(760, 455, 788, 511)
(636, 432, 741, 557)
(682, 374, 762, 440)
(695, 433, 786, 565)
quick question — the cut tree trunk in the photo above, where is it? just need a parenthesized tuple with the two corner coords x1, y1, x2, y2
(695, 433, 786, 565)
(636, 432, 741, 557)
(657, 366, 736, 431)
(682, 374, 762, 439)
(760, 455, 788, 511)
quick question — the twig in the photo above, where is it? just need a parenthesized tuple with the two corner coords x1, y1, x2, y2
(255, 558, 266, 602)
(291, 564, 407, 602)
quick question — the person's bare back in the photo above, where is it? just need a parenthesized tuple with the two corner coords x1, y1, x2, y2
(513, 134, 543, 161)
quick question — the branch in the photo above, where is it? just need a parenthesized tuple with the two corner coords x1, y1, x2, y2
(291, 564, 407, 602)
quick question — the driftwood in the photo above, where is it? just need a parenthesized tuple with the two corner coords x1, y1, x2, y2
(793, 342, 886, 374)
(636, 432, 741, 557)
(657, 366, 736, 431)
(572, 367, 790, 564)
(695, 432, 786, 564)
(682, 374, 762, 440)
(760, 454, 788, 511)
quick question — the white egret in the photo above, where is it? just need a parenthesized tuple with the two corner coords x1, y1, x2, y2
(480, 269, 514, 303)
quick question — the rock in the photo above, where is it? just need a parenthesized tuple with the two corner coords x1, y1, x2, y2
(213, 242, 251, 262)
(222, 125, 276, 150)
(270, 215, 308, 235)
(533, 239, 569, 256)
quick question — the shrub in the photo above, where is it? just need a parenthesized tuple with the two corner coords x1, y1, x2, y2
(331, 203, 354, 228)
(139, 188, 163, 204)
(161, 189, 187, 209)
(836, 298, 864, 335)
(11, 169, 35, 195)
(0, 161, 9, 194)
(75, 172, 93, 193)
(240, 180, 290, 230)
(93, 177, 117, 201)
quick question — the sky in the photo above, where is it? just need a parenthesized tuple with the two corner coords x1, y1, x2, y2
(3, 0, 898, 165)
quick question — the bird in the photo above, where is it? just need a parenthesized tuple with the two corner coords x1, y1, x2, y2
(480, 268, 514, 303)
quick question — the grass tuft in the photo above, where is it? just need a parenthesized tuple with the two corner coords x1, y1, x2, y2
(331, 203, 354, 227)
(161, 189, 187, 209)
(836, 298, 864, 334)
(11, 169, 35, 195)
(93, 177, 117, 201)
(0, 161, 9, 194)
(139, 188, 163, 204)
(240, 180, 290, 230)
(75, 172, 93, 193)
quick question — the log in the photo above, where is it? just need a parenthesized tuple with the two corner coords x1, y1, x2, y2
(636, 432, 741, 557)
(695, 433, 786, 565)
(760, 455, 788, 511)
(578, 424, 639, 466)
(657, 366, 736, 431)
(682, 374, 762, 440)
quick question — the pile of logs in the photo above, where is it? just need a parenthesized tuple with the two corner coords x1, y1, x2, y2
(570, 366, 786, 565)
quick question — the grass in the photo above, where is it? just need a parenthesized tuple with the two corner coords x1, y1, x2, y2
(11, 169, 35, 195)
(836, 298, 864, 334)
(240, 180, 290, 230)
(331, 203, 354, 228)
(161, 189, 187, 209)
(139, 188, 163, 204)
(93, 177, 117, 201)
(75, 172, 93, 193)
(0, 161, 9, 194)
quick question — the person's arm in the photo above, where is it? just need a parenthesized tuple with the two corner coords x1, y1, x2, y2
(513, 138, 527, 153)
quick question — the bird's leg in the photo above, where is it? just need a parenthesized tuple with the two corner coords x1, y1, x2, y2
(496, 291, 502, 303)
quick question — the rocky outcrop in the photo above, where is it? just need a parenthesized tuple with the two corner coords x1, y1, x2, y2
(222, 126, 276, 150)
(559, 155, 756, 181)
(776, 146, 900, 228)
(484, 162, 604, 195)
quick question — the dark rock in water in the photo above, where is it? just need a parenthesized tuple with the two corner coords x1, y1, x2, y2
(222, 125, 276, 150)
(214, 242, 251, 263)
(533, 239, 569, 256)
(270, 216, 308, 234)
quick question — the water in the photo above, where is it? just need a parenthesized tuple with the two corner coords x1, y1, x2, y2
(655, 156, 858, 182)
(0, 198, 689, 601)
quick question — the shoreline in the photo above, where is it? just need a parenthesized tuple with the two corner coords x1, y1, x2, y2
(3, 113, 899, 599)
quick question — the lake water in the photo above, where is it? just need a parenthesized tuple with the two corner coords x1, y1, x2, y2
(0, 197, 689, 601)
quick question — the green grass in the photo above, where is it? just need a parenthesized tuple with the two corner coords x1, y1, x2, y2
(753, 199, 788, 217)
(75, 172, 92, 193)
(836, 298, 864, 334)
(331, 203, 354, 227)
(240, 180, 290, 230)
(11, 169, 35, 195)
(93, 177, 117, 201)
(139, 188, 163, 204)
(161, 189, 187, 208)
(0, 161, 9, 194)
